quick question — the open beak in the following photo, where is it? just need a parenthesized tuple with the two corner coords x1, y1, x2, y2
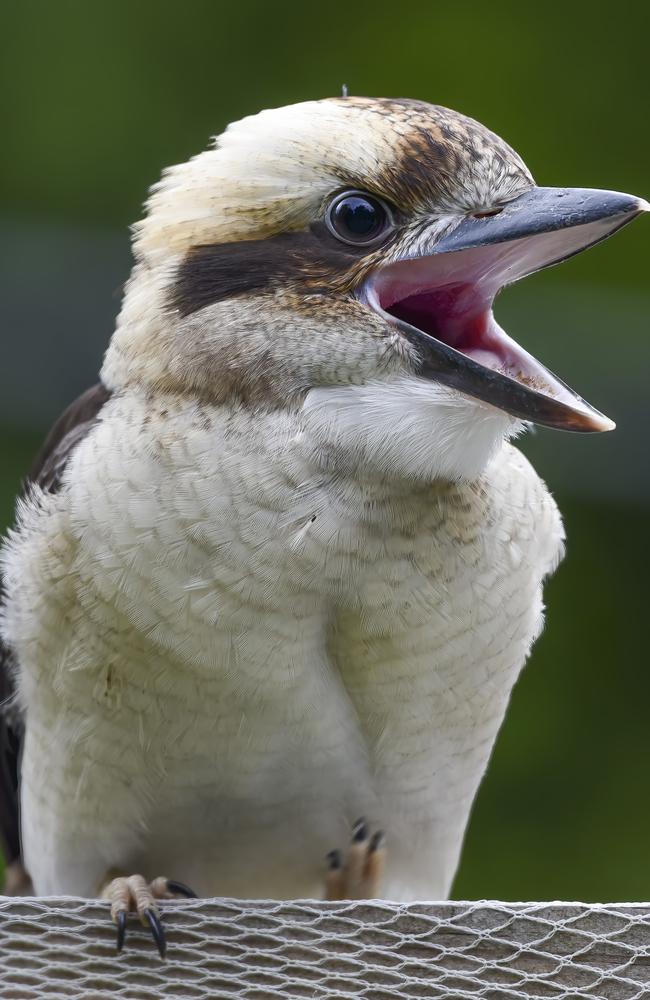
(361, 186, 648, 431)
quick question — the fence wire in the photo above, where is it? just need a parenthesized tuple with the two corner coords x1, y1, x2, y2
(2, 897, 650, 999)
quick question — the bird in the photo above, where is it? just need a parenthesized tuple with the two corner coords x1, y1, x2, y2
(0, 96, 646, 956)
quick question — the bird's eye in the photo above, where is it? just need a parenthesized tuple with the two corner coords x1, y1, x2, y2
(326, 190, 394, 247)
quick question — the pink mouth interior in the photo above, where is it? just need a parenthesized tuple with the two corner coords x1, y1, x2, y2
(364, 217, 625, 414)
(373, 247, 549, 385)
(386, 282, 515, 373)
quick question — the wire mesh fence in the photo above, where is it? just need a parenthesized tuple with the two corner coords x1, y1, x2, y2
(2, 897, 650, 999)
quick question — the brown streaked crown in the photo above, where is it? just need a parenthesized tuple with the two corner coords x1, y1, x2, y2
(323, 97, 533, 215)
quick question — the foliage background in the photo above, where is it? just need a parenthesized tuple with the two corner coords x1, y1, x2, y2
(1, 0, 648, 900)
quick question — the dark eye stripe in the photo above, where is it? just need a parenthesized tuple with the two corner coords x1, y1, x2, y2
(170, 226, 376, 317)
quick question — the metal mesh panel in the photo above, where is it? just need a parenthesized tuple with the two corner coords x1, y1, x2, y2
(2, 897, 650, 999)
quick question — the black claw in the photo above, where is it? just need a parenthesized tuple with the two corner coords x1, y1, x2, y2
(115, 910, 127, 953)
(144, 907, 166, 959)
(326, 849, 342, 870)
(369, 830, 385, 852)
(352, 818, 368, 842)
(166, 879, 197, 898)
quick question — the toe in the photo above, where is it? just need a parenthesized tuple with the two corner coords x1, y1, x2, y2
(345, 819, 371, 896)
(352, 818, 369, 843)
(149, 875, 198, 900)
(143, 907, 167, 959)
(324, 849, 344, 901)
(115, 910, 127, 953)
(165, 879, 197, 898)
(102, 875, 132, 952)
(361, 830, 386, 897)
(322, 822, 387, 900)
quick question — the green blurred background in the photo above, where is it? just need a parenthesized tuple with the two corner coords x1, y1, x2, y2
(1, 0, 648, 901)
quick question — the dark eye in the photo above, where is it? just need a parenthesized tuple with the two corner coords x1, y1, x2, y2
(326, 190, 394, 247)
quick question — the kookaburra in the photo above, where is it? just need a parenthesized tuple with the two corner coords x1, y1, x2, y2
(0, 97, 646, 955)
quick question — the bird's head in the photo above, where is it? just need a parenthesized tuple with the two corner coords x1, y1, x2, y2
(103, 97, 647, 481)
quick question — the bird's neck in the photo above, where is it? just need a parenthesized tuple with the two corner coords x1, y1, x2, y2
(298, 376, 521, 486)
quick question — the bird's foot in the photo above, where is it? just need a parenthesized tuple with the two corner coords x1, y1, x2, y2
(100, 873, 197, 958)
(324, 818, 386, 900)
